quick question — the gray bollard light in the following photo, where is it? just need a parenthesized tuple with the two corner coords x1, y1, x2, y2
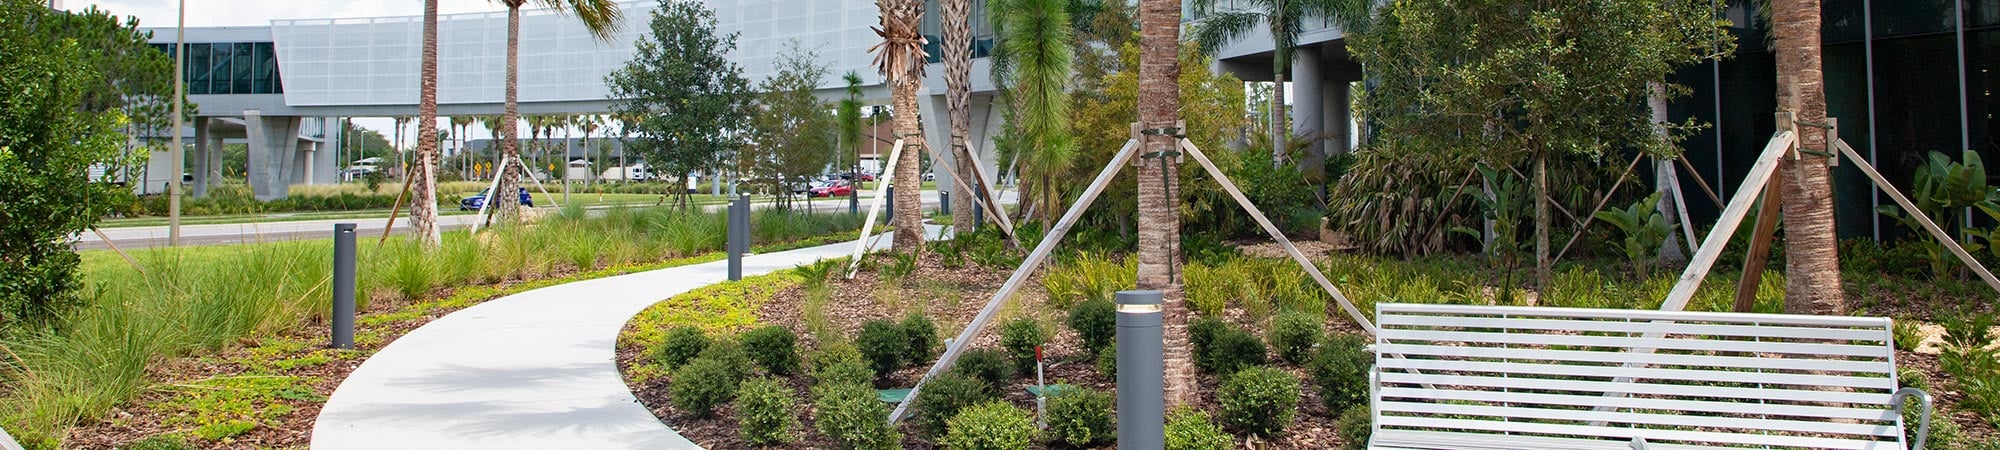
(1116, 290, 1165, 450)
(849, 186, 860, 215)
(728, 194, 748, 281)
(884, 190, 895, 224)
(332, 223, 357, 349)
(940, 190, 950, 216)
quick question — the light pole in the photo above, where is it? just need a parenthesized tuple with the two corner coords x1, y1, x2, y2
(169, 0, 186, 246)
(1116, 290, 1165, 450)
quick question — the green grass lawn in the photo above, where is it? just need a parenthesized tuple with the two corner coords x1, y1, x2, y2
(96, 193, 744, 228)
(856, 181, 938, 191)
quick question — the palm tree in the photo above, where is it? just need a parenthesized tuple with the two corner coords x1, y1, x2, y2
(1187, 0, 1369, 167)
(839, 71, 866, 190)
(451, 115, 475, 179)
(1137, 0, 1193, 406)
(481, 115, 507, 179)
(409, 0, 444, 248)
(488, 0, 624, 222)
(1772, 0, 1843, 314)
(869, 0, 929, 252)
(989, 0, 1073, 217)
(614, 112, 638, 183)
(393, 116, 411, 179)
(942, 0, 976, 233)
(579, 114, 602, 186)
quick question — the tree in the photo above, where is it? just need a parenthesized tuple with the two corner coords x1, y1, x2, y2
(1136, 0, 1193, 406)
(746, 42, 837, 211)
(393, 116, 412, 176)
(451, 115, 475, 179)
(1772, 0, 1843, 314)
(579, 114, 603, 185)
(1, 0, 132, 332)
(607, 0, 752, 208)
(871, 0, 930, 251)
(989, 0, 1074, 218)
(488, 0, 624, 222)
(410, 0, 444, 247)
(942, 0, 978, 233)
(42, 5, 184, 181)
(613, 112, 639, 182)
(839, 72, 868, 187)
(1349, 0, 1724, 287)
(1187, 0, 1369, 167)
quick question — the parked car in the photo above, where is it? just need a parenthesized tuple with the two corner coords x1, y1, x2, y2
(459, 187, 534, 211)
(923, 172, 935, 182)
(839, 172, 877, 182)
(808, 180, 855, 197)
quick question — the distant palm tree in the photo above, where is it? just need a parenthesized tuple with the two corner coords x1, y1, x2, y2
(942, 0, 976, 233)
(1187, 0, 1369, 166)
(613, 112, 638, 182)
(393, 116, 412, 178)
(488, 0, 624, 221)
(839, 72, 866, 186)
(409, 0, 444, 248)
(451, 115, 475, 179)
(579, 114, 603, 185)
(869, 0, 929, 252)
(989, 0, 1072, 217)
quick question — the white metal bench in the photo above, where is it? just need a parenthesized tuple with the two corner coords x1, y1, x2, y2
(1370, 303, 1933, 450)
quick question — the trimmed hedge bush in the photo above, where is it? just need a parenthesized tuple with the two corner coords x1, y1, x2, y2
(736, 377, 800, 445)
(941, 402, 1037, 450)
(656, 326, 710, 368)
(856, 320, 908, 379)
(1164, 408, 1234, 450)
(999, 317, 1047, 373)
(1096, 344, 1117, 378)
(952, 347, 1014, 386)
(911, 373, 996, 438)
(740, 325, 801, 376)
(697, 337, 752, 381)
(669, 356, 739, 418)
(1218, 366, 1302, 436)
(1309, 333, 1372, 412)
(1188, 316, 1226, 359)
(1268, 311, 1322, 364)
(1336, 405, 1371, 450)
(811, 382, 905, 450)
(902, 313, 939, 365)
(1204, 326, 1268, 375)
(808, 343, 874, 387)
(1045, 386, 1115, 447)
(1068, 299, 1116, 355)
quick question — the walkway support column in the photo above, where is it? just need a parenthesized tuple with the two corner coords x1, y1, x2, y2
(192, 117, 211, 198)
(1291, 48, 1324, 164)
(1325, 79, 1351, 155)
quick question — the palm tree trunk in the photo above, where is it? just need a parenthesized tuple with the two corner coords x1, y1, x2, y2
(1272, 74, 1288, 167)
(1772, 0, 1844, 314)
(892, 74, 924, 251)
(1534, 155, 1549, 288)
(494, 4, 525, 222)
(409, 0, 443, 248)
(1138, 0, 1192, 407)
(943, 0, 977, 234)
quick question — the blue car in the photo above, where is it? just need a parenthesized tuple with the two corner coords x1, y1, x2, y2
(459, 187, 534, 211)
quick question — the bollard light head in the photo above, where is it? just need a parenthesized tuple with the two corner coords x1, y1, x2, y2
(1115, 290, 1163, 313)
(335, 222, 356, 233)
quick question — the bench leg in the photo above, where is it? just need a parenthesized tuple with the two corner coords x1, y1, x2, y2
(1893, 387, 1934, 450)
(1629, 436, 1648, 450)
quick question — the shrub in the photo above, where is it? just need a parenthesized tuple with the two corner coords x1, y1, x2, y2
(999, 317, 1047, 373)
(1067, 299, 1116, 355)
(811, 382, 904, 450)
(736, 377, 800, 445)
(1188, 316, 1227, 358)
(808, 343, 874, 387)
(1218, 366, 1302, 436)
(670, 357, 739, 418)
(940, 402, 1037, 450)
(901, 313, 939, 365)
(952, 347, 1014, 386)
(1096, 344, 1117, 378)
(911, 373, 996, 438)
(656, 326, 710, 369)
(1164, 408, 1234, 450)
(1204, 327, 1268, 375)
(1336, 405, 1371, 450)
(856, 320, 908, 379)
(1045, 386, 1115, 447)
(740, 325, 801, 376)
(697, 337, 753, 381)
(1309, 333, 1373, 412)
(1268, 311, 1322, 364)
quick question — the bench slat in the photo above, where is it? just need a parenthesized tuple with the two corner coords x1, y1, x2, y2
(1378, 401, 1903, 437)
(1379, 314, 1887, 342)
(1375, 416, 1896, 449)
(1376, 387, 1900, 422)
(1380, 328, 1892, 358)
(1375, 343, 1893, 374)
(1378, 357, 1896, 390)
(1378, 303, 1892, 328)
(1371, 430, 1718, 450)
(1379, 372, 1897, 405)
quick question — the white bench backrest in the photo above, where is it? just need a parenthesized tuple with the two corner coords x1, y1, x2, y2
(1375, 303, 1907, 450)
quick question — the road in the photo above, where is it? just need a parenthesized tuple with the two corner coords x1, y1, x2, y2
(76, 189, 1016, 250)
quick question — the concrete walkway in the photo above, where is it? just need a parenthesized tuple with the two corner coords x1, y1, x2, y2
(311, 226, 936, 449)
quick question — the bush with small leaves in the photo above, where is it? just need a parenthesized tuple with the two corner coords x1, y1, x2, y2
(1068, 299, 1117, 355)
(670, 357, 739, 418)
(736, 377, 800, 445)
(697, 337, 752, 380)
(856, 320, 908, 378)
(941, 402, 1037, 450)
(902, 313, 939, 365)
(952, 347, 1014, 385)
(999, 317, 1047, 372)
(740, 325, 801, 375)
(911, 373, 997, 438)
(1218, 366, 1302, 436)
(1164, 407, 1234, 450)
(1336, 405, 1371, 450)
(811, 382, 905, 450)
(1268, 311, 1322, 364)
(1309, 333, 1372, 412)
(1096, 344, 1117, 378)
(656, 325, 710, 368)
(1204, 326, 1268, 375)
(808, 343, 874, 387)
(1188, 316, 1227, 360)
(1045, 386, 1115, 447)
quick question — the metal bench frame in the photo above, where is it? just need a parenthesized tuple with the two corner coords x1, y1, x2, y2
(1369, 303, 1932, 450)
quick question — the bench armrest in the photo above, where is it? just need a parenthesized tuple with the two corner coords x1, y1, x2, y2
(1892, 387, 1933, 450)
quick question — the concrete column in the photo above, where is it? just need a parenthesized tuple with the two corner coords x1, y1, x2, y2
(244, 110, 302, 200)
(1325, 80, 1351, 155)
(917, 93, 953, 189)
(1291, 48, 1325, 160)
(204, 123, 223, 191)
(971, 93, 1003, 184)
(192, 117, 211, 198)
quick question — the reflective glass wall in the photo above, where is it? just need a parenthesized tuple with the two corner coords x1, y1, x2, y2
(920, 0, 997, 63)
(151, 42, 283, 95)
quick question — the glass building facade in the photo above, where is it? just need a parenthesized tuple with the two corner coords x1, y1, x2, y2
(919, 0, 996, 63)
(151, 42, 283, 95)
(1670, 0, 2000, 240)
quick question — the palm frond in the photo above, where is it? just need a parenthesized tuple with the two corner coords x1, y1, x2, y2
(869, 0, 929, 80)
(526, 0, 626, 42)
(1187, 10, 1263, 56)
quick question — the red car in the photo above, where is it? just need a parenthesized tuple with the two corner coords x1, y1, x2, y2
(808, 180, 855, 197)
(841, 172, 876, 182)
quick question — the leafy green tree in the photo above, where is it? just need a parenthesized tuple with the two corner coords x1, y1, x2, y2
(21, 6, 185, 182)
(1, 0, 133, 332)
(1187, 0, 1370, 167)
(745, 42, 836, 211)
(607, 0, 752, 208)
(990, 0, 1075, 217)
(838, 72, 867, 182)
